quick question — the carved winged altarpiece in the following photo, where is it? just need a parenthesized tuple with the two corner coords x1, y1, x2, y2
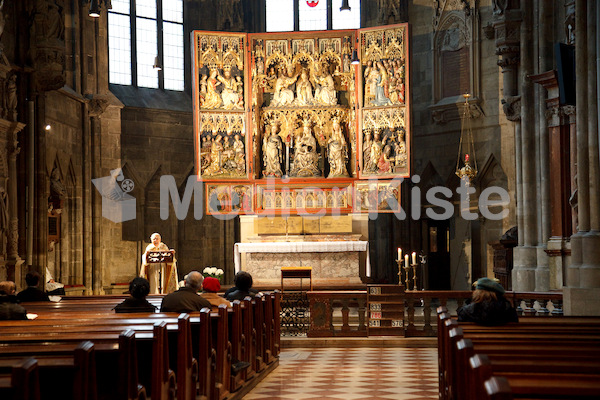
(193, 25, 410, 215)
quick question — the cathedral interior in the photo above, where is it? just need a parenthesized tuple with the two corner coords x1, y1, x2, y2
(0, 0, 599, 315)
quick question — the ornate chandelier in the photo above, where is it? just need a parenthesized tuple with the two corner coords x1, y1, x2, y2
(455, 93, 478, 185)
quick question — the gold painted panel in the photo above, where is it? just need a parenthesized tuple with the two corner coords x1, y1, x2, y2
(319, 215, 352, 233)
(354, 180, 401, 213)
(206, 183, 254, 215)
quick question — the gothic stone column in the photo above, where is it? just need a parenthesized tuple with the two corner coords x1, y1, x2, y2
(531, 71, 572, 290)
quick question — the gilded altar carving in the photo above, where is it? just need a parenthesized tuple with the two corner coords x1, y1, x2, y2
(195, 33, 245, 111)
(251, 34, 354, 110)
(256, 183, 353, 214)
(198, 113, 247, 179)
(361, 27, 406, 107)
(361, 108, 408, 177)
(194, 25, 410, 214)
(260, 107, 352, 178)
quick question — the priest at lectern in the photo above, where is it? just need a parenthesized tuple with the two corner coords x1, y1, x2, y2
(140, 232, 179, 294)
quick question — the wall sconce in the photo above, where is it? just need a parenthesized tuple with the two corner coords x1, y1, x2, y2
(340, 0, 351, 11)
(88, 0, 112, 18)
(153, 56, 162, 71)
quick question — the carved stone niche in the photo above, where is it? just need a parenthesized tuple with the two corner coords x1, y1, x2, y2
(29, 0, 66, 92)
(430, 0, 482, 125)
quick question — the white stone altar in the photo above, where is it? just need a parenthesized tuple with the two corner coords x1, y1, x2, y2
(234, 240, 370, 287)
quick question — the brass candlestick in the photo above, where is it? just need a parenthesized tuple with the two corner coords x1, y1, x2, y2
(403, 262, 411, 289)
(396, 259, 402, 286)
(411, 263, 418, 291)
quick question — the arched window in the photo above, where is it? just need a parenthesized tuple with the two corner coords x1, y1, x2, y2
(266, 0, 360, 32)
(108, 0, 184, 91)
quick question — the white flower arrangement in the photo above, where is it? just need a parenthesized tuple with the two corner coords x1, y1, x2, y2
(202, 266, 224, 282)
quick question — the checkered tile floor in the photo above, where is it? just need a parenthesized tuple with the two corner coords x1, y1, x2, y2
(243, 347, 438, 400)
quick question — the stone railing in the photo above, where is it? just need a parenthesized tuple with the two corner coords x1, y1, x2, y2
(304, 290, 564, 338)
(307, 291, 368, 337)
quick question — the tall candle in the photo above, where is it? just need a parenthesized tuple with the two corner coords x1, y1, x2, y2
(398, 248, 402, 261)
(404, 254, 409, 267)
(412, 252, 417, 265)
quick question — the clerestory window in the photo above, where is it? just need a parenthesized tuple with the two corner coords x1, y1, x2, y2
(266, 0, 361, 32)
(108, 0, 184, 91)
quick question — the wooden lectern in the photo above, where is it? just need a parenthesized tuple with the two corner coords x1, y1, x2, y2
(146, 251, 175, 293)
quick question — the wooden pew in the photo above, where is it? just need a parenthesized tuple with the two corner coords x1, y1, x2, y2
(0, 322, 175, 400)
(9, 292, 281, 400)
(0, 330, 146, 400)
(477, 357, 600, 400)
(437, 310, 600, 400)
(0, 314, 197, 400)
(195, 308, 215, 400)
(228, 300, 246, 393)
(211, 305, 231, 400)
(0, 341, 96, 400)
(241, 297, 256, 382)
(0, 357, 40, 400)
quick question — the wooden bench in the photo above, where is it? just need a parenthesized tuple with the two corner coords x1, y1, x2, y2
(436, 307, 600, 400)
(0, 341, 96, 400)
(2, 292, 281, 400)
(0, 358, 40, 400)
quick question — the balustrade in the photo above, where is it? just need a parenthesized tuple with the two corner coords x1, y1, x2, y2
(302, 290, 564, 337)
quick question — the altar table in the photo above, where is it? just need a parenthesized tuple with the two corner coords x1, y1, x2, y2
(234, 241, 370, 287)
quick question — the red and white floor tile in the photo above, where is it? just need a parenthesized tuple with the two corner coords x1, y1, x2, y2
(243, 347, 438, 400)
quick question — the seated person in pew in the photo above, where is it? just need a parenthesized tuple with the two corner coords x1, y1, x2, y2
(0, 281, 27, 320)
(160, 271, 211, 313)
(225, 271, 259, 301)
(16, 271, 50, 303)
(457, 277, 518, 326)
(114, 277, 157, 313)
(200, 277, 231, 307)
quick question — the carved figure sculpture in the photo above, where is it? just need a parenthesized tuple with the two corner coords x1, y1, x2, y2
(291, 121, 320, 177)
(218, 68, 241, 109)
(372, 61, 392, 106)
(327, 119, 349, 178)
(202, 69, 222, 109)
(366, 131, 383, 173)
(294, 69, 313, 106)
(199, 74, 207, 103)
(364, 60, 377, 105)
(314, 65, 337, 106)
(263, 124, 284, 177)
(233, 134, 245, 173)
(204, 135, 224, 175)
(363, 130, 373, 171)
(271, 67, 298, 107)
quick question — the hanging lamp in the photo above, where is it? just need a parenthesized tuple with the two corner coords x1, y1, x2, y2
(455, 93, 478, 185)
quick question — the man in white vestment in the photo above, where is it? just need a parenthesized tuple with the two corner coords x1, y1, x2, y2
(140, 233, 179, 294)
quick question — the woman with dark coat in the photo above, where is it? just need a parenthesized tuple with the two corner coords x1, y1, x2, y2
(114, 277, 157, 313)
(457, 277, 518, 326)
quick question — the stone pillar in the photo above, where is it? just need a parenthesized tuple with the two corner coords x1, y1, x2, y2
(5, 121, 26, 281)
(531, 70, 570, 291)
(580, 0, 600, 288)
(564, 0, 600, 315)
(567, 0, 589, 289)
(512, 0, 537, 291)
